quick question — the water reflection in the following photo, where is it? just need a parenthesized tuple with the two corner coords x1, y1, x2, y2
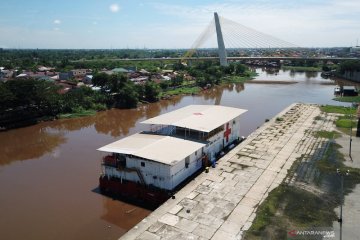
(100, 197, 150, 230)
(94, 109, 145, 137)
(52, 116, 95, 132)
(235, 83, 245, 93)
(0, 125, 66, 165)
(305, 71, 318, 79)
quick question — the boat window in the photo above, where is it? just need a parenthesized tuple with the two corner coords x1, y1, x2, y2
(141, 162, 145, 167)
(185, 156, 190, 168)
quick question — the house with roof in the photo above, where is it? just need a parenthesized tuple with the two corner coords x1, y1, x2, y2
(71, 69, 92, 78)
(111, 68, 129, 74)
(59, 72, 74, 80)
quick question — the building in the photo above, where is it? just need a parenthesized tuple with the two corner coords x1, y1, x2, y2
(59, 72, 73, 80)
(130, 76, 148, 84)
(71, 69, 92, 78)
(111, 68, 129, 74)
(350, 46, 360, 53)
(342, 86, 358, 96)
(97, 105, 247, 205)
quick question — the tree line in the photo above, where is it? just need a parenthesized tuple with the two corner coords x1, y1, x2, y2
(0, 60, 252, 129)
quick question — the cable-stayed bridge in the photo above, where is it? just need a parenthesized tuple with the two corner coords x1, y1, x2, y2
(74, 12, 357, 64)
(182, 12, 300, 66)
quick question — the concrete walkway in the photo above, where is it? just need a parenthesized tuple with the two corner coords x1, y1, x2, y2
(120, 103, 324, 240)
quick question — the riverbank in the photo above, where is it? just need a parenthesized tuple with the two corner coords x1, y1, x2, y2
(244, 106, 360, 239)
(333, 96, 360, 103)
(121, 103, 351, 240)
(160, 72, 257, 98)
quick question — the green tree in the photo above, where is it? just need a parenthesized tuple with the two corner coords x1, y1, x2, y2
(171, 74, 184, 86)
(92, 72, 109, 88)
(144, 81, 161, 102)
(113, 83, 139, 108)
(0, 83, 16, 111)
(339, 60, 360, 74)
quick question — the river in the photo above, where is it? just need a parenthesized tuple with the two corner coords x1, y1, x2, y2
(0, 68, 357, 240)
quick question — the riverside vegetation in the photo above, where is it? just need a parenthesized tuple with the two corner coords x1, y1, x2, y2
(0, 60, 255, 130)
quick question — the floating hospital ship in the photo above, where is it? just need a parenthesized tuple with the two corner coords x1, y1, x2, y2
(97, 105, 247, 206)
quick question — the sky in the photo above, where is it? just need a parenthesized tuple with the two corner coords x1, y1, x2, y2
(0, 0, 359, 49)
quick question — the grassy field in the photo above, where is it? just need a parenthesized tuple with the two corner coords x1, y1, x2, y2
(282, 66, 321, 72)
(161, 86, 201, 97)
(221, 71, 257, 83)
(161, 71, 256, 97)
(335, 117, 357, 128)
(320, 105, 356, 114)
(314, 130, 341, 139)
(333, 96, 360, 103)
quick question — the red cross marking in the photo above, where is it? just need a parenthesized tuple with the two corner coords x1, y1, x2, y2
(224, 123, 231, 142)
(193, 112, 203, 115)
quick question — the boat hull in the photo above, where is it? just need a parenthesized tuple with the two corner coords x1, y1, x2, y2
(99, 176, 170, 207)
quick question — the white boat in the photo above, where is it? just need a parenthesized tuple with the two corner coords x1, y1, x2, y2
(334, 85, 341, 94)
(97, 105, 247, 205)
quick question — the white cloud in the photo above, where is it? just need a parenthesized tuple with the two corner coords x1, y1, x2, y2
(53, 19, 61, 24)
(109, 4, 120, 13)
(53, 27, 60, 31)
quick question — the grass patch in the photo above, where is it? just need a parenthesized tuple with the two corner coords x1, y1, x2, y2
(313, 130, 341, 139)
(221, 71, 257, 83)
(244, 141, 360, 240)
(161, 86, 201, 97)
(315, 143, 360, 191)
(276, 117, 284, 122)
(245, 185, 337, 240)
(333, 96, 360, 103)
(320, 105, 356, 114)
(282, 66, 321, 72)
(335, 117, 357, 129)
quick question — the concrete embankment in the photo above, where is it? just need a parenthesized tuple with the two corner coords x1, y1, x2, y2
(119, 103, 339, 240)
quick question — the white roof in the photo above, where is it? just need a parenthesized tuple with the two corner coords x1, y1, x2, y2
(16, 73, 28, 78)
(98, 133, 205, 166)
(141, 105, 247, 132)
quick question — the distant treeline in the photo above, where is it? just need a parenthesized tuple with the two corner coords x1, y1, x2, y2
(0, 49, 185, 71)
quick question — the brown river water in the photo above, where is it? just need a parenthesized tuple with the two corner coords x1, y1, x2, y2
(0, 69, 357, 240)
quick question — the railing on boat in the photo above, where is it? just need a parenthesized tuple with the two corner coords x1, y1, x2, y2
(101, 155, 146, 186)
(102, 155, 117, 167)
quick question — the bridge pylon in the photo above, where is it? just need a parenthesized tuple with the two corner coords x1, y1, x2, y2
(214, 12, 228, 66)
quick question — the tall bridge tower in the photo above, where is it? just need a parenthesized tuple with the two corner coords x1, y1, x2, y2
(214, 12, 228, 66)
